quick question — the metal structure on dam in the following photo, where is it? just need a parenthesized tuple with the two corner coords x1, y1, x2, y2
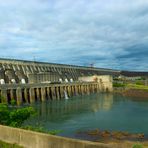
(0, 58, 119, 105)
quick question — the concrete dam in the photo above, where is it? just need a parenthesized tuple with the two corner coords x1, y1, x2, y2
(0, 58, 119, 84)
(0, 58, 118, 105)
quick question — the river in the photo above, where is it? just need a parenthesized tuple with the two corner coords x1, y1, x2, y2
(23, 93, 148, 140)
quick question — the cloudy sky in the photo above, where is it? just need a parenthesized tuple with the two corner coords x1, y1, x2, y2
(0, 0, 148, 71)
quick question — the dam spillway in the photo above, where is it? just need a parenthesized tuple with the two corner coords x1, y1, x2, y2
(0, 58, 117, 105)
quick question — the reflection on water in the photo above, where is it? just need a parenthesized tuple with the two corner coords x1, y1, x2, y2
(91, 94, 113, 112)
(33, 93, 114, 120)
(24, 93, 148, 138)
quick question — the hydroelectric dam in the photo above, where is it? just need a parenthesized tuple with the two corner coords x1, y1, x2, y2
(0, 58, 120, 105)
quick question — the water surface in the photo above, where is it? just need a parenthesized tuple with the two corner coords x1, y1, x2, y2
(24, 93, 148, 139)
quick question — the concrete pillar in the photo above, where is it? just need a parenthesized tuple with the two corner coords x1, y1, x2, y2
(71, 86, 75, 96)
(56, 87, 60, 100)
(83, 85, 85, 94)
(70, 86, 73, 97)
(91, 84, 94, 93)
(88, 84, 91, 93)
(1, 89, 8, 103)
(77, 85, 79, 95)
(81, 85, 84, 95)
(67, 86, 71, 97)
(92, 84, 95, 93)
(79, 85, 82, 95)
(29, 88, 35, 103)
(96, 83, 99, 93)
(95, 84, 98, 92)
(99, 83, 102, 92)
(75, 85, 78, 95)
(93, 84, 96, 93)
(100, 82, 104, 92)
(10, 89, 15, 102)
(24, 88, 29, 103)
(84, 85, 86, 94)
(85, 85, 87, 94)
(86, 85, 90, 95)
(51, 87, 56, 100)
(35, 88, 40, 101)
(98, 84, 100, 92)
(92, 84, 94, 93)
(46, 87, 51, 100)
(41, 87, 46, 102)
(60, 86, 64, 98)
(16, 88, 23, 105)
(94, 84, 97, 92)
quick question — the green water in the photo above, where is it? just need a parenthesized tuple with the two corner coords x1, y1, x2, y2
(24, 93, 148, 139)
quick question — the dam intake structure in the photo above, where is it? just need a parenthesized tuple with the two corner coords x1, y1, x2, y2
(0, 58, 116, 105)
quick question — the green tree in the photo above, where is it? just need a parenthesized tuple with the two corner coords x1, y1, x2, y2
(0, 104, 35, 127)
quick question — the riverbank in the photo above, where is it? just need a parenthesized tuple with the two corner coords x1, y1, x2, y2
(113, 84, 148, 98)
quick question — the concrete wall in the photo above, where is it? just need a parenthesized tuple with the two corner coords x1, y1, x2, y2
(0, 125, 112, 148)
(78, 75, 113, 92)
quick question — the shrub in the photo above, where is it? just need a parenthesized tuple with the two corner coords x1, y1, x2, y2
(113, 83, 125, 87)
(10, 99, 16, 106)
(9, 107, 35, 127)
(0, 104, 10, 125)
(0, 104, 35, 127)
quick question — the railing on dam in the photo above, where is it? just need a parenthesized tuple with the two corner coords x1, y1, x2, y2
(0, 82, 104, 105)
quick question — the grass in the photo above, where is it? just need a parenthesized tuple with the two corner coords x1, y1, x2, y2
(113, 82, 125, 87)
(132, 144, 143, 148)
(22, 125, 62, 135)
(113, 81, 148, 92)
(126, 83, 148, 91)
(0, 140, 23, 148)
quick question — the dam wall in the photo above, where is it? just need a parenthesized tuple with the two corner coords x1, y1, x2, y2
(0, 58, 115, 105)
(0, 82, 102, 105)
(0, 58, 120, 84)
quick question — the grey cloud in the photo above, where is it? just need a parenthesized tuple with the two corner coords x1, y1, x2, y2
(0, 0, 148, 71)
